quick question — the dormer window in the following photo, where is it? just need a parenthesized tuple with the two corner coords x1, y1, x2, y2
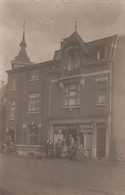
(66, 50, 80, 72)
(97, 46, 105, 60)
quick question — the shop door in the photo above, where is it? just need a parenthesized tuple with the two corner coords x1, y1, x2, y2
(8, 129, 15, 144)
(68, 129, 77, 142)
(28, 125, 38, 145)
(79, 132, 92, 158)
(97, 124, 106, 158)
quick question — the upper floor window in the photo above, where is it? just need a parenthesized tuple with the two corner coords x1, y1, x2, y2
(30, 69, 39, 81)
(96, 80, 106, 104)
(28, 93, 40, 112)
(64, 83, 80, 107)
(11, 74, 17, 90)
(10, 100, 16, 119)
(2, 96, 6, 105)
(66, 51, 80, 72)
(97, 46, 105, 60)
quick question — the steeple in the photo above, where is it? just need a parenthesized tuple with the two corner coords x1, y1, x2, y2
(11, 23, 32, 69)
(20, 22, 27, 48)
(74, 20, 78, 31)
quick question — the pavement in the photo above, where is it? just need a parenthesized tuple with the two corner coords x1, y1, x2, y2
(0, 154, 125, 195)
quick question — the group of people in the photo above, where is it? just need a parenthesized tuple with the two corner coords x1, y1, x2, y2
(46, 135, 85, 160)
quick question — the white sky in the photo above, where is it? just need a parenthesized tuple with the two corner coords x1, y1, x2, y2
(0, 0, 125, 84)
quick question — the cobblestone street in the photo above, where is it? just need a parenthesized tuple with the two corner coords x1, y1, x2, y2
(0, 155, 125, 195)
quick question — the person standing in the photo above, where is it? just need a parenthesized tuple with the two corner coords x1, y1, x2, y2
(48, 140, 53, 159)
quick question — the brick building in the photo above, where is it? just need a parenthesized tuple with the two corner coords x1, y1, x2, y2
(0, 82, 7, 152)
(5, 29, 125, 160)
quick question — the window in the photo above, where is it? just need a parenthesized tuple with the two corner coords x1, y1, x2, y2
(64, 83, 80, 107)
(27, 125, 38, 145)
(30, 69, 39, 81)
(11, 74, 17, 89)
(96, 81, 106, 104)
(28, 93, 40, 112)
(66, 51, 80, 72)
(10, 101, 16, 119)
(97, 46, 105, 60)
(2, 96, 6, 105)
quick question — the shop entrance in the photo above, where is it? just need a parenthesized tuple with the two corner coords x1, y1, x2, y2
(53, 125, 78, 146)
(97, 123, 106, 158)
(67, 129, 77, 143)
(27, 125, 38, 145)
(8, 128, 15, 144)
(79, 132, 92, 158)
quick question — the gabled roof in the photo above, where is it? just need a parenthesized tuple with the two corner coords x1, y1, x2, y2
(62, 31, 88, 54)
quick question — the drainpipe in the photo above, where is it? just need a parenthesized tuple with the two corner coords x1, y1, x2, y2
(49, 76, 52, 118)
(110, 35, 119, 160)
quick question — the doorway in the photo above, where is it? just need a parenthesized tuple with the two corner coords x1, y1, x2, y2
(97, 123, 106, 158)
(8, 129, 15, 144)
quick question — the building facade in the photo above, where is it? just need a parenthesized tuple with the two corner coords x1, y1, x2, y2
(5, 29, 125, 160)
(0, 82, 7, 152)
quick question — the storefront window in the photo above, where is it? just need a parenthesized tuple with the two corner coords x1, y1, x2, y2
(27, 125, 38, 145)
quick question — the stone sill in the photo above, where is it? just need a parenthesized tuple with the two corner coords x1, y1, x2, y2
(62, 106, 81, 110)
(27, 111, 40, 114)
(9, 118, 15, 121)
(10, 88, 16, 91)
(29, 79, 39, 82)
(95, 103, 107, 107)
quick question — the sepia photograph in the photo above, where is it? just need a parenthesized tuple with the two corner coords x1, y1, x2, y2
(0, 0, 125, 194)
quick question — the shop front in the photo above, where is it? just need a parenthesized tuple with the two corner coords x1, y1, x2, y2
(48, 118, 110, 159)
(50, 122, 93, 159)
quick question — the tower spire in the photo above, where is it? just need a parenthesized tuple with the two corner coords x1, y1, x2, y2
(20, 22, 27, 48)
(74, 20, 78, 31)
(11, 22, 32, 69)
(23, 21, 25, 33)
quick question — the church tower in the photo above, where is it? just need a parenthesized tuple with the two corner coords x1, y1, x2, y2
(11, 24, 32, 69)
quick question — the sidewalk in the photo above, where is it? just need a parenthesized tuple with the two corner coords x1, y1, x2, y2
(0, 155, 125, 195)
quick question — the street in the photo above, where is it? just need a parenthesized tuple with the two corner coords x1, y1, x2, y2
(0, 155, 125, 195)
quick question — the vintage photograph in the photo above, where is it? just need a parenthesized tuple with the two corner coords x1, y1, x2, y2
(0, 0, 125, 194)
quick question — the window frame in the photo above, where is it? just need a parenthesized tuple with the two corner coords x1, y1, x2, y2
(97, 46, 106, 60)
(27, 93, 40, 113)
(63, 83, 80, 108)
(66, 50, 80, 72)
(30, 69, 39, 81)
(27, 125, 38, 145)
(96, 78, 107, 106)
(9, 100, 16, 120)
(11, 74, 17, 90)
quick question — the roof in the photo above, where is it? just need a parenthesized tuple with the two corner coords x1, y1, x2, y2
(12, 31, 31, 66)
(7, 60, 53, 74)
(53, 50, 61, 61)
(62, 31, 88, 54)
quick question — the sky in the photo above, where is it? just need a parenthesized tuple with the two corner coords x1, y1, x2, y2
(0, 0, 125, 84)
